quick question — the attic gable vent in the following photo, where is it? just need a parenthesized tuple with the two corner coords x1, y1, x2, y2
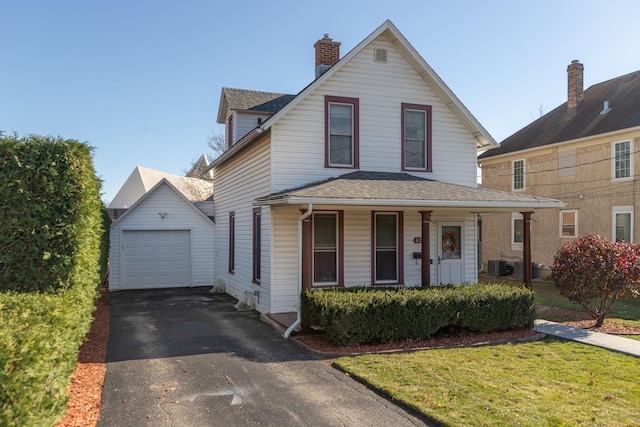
(374, 48, 387, 63)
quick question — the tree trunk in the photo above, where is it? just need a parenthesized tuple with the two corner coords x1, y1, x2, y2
(595, 313, 605, 328)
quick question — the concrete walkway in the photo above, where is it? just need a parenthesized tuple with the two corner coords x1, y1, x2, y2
(534, 319, 640, 357)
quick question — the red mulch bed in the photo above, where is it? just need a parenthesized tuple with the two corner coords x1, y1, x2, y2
(56, 298, 640, 426)
(56, 290, 109, 427)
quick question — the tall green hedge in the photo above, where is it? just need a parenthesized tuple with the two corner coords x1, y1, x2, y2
(0, 133, 106, 291)
(302, 284, 535, 346)
(0, 133, 108, 426)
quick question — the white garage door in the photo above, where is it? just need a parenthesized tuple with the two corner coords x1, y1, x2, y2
(122, 230, 191, 289)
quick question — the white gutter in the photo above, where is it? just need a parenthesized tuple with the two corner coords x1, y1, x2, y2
(284, 203, 313, 338)
(256, 197, 565, 210)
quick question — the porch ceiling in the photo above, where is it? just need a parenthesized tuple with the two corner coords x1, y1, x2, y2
(255, 171, 565, 212)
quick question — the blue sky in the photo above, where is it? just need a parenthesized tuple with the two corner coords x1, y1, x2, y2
(3, 1, 640, 203)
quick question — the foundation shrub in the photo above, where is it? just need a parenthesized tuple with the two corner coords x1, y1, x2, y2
(302, 284, 535, 346)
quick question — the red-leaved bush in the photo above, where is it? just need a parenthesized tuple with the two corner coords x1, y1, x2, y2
(551, 234, 640, 326)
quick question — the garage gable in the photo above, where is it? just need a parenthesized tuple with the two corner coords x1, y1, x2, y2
(109, 179, 215, 290)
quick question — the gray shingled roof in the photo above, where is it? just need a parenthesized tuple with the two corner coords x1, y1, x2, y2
(256, 171, 563, 210)
(224, 87, 296, 112)
(479, 69, 640, 159)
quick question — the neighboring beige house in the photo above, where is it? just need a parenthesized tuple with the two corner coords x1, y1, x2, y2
(478, 61, 640, 278)
(206, 20, 562, 331)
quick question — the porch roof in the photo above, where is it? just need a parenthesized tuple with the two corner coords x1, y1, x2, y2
(255, 171, 564, 212)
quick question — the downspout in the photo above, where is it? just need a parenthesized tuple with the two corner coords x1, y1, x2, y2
(284, 203, 313, 338)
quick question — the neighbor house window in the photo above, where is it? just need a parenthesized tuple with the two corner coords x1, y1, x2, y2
(252, 208, 261, 284)
(612, 140, 633, 180)
(613, 206, 633, 242)
(513, 159, 525, 191)
(560, 210, 578, 238)
(401, 103, 432, 171)
(558, 149, 576, 177)
(372, 212, 404, 285)
(325, 96, 359, 168)
(228, 212, 235, 273)
(511, 213, 523, 251)
(312, 211, 344, 286)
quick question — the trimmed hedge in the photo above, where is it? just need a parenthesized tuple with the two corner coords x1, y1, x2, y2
(302, 284, 535, 346)
(0, 133, 108, 426)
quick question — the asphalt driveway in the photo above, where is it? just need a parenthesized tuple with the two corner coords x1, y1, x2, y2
(97, 287, 429, 426)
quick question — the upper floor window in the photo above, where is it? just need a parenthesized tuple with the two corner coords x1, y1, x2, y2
(325, 96, 359, 168)
(612, 140, 633, 180)
(512, 159, 525, 191)
(401, 103, 432, 172)
(560, 210, 578, 238)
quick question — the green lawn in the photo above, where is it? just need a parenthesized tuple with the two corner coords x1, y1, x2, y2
(335, 338, 640, 426)
(481, 276, 640, 323)
(532, 281, 640, 320)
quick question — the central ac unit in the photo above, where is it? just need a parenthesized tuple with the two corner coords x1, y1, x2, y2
(487, 260, 507, 277)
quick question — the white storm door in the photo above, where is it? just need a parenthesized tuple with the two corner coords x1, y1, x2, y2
(438, 223, 463, 285)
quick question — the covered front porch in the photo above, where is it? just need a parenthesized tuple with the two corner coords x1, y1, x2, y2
(257, 171, 564, 328)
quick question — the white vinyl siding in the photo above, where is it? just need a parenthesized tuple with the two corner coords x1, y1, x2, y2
(236, 112, 271, 143)
(270, 35, 478, 193)
(109, 182, 215, 290)
(213, 136, 272, 313)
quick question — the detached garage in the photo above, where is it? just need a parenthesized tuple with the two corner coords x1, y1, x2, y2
(109, 179, 215, 291)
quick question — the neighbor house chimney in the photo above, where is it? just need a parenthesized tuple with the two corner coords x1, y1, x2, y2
(314, 34, 340, 78)
(567, 60, 584, 114)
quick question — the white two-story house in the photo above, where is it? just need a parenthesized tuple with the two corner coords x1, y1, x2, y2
(208, 20, 562, 331)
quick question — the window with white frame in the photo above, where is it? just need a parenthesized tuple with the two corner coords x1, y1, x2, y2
(560, 210, 578, 238)
(512, 159, 525, 191)
(511, 212, 523, 251)
(613, 206, 633, 242)
(612, 140, 633, 180)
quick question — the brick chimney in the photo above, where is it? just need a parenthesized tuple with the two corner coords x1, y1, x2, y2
(314, 34, 340, 78)
(567, 60, 584, 114)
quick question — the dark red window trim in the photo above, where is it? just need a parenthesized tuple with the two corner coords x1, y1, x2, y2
(401, 103, 432, 172)
(305, 210, 344, 288)
(228, 211, 235, 274)
(324, 95, 359, 169)
(252, 207, 261, 284)
(370, 211, 404, 285)
(227, 114, 234, 149)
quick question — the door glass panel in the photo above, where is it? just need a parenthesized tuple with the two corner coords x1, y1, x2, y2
(441, 225, 461, 260)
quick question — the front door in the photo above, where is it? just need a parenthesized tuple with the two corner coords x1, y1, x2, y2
(438, 223, 463, 285)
